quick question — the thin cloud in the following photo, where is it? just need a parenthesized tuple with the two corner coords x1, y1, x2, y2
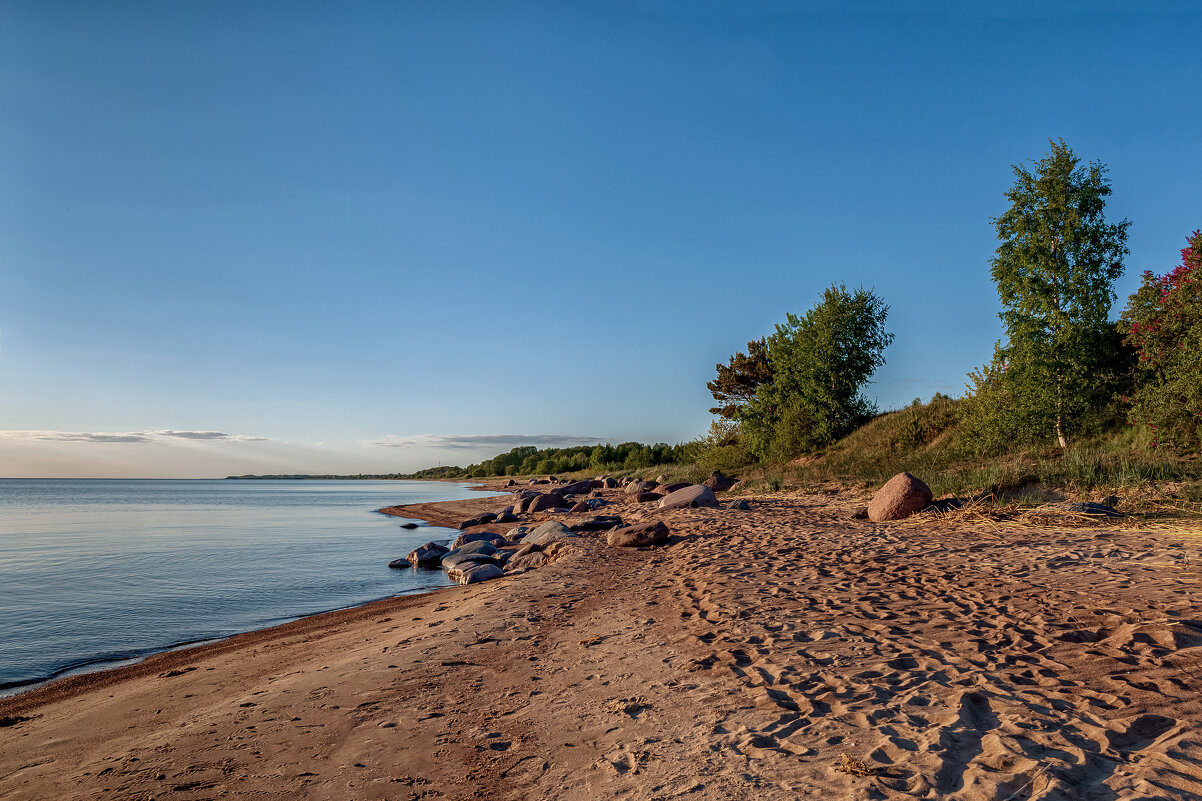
(367, 434, 604, 450)
(0, 430, 270, 444)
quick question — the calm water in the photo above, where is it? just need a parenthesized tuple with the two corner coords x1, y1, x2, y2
(0, 479, 497, 693)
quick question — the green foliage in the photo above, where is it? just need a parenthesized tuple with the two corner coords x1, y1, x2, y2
(738, 283, 894, 462)
(1121, 229, 1202, 452)
(692, 420, 757, 476)
(962, 139, 1131, 449)
(401, 441, 697, 479)
(707, 338, 774, 420)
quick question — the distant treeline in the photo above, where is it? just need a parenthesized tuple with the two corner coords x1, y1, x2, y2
(402, 442, 695, 480)
(225, 473, 413, 480)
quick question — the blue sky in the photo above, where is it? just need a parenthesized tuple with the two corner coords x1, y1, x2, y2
(1, 1, 1198, 477)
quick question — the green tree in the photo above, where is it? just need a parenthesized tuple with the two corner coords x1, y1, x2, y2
(739, 283, 893, 462)
(707, 338, 774, 420)
(966, 139, 1130, 449)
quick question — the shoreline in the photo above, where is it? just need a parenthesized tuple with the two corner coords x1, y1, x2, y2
(4, 483, 1202, 799)
(0, 481, 507, 703)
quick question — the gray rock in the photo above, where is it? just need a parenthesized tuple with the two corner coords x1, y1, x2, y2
(725, 499, 751, 511)
(495, 511, 518, 524)
(658, 485, 720, 510)
(573, 515, 623, 532)
(523, 520, 578, 546)
(399, 522, 420, 529)
(456, 563, 503, 584)
(602, 477, 619, 489)
(454, 539, 500, 556)
(405, 542, 449, 567)
(451, 531, 505, 549)
(442, 548, 500, 569)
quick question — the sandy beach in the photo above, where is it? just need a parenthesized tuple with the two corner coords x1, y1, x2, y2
(3, 484, 1202, 799)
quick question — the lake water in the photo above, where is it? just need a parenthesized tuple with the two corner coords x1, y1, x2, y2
(0, 479, 498, 694)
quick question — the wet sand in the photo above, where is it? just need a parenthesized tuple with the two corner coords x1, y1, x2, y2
(3, 486, 1202, 799)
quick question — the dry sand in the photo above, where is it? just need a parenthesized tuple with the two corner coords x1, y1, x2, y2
(3, 486, 1202, 799)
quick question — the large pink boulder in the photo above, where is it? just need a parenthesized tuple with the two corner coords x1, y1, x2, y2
(526, 492, 564, 513)
(658, 485, 720, 510)
(867, 473, 932, 521)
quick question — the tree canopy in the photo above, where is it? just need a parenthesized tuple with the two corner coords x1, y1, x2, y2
(963, 138, 1131, 450)
(706, 337, 773, 420)
(738, 283, 893, 463)
(1121, 229, 1202, 452)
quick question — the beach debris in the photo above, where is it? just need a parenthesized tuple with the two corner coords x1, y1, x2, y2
(1061, 501, 1122, 517)
(835, 753, 878, 776)
(703, 471, 738, 492)
(607, 521, 670, 548)
(867, 472, 932, 522)
(658, 485, 720, 510)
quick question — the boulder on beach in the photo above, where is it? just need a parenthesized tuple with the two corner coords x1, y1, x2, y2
(624, 480, 654, 495)
(607, 520, 670, 548)
(657, 482, 690, 496)
(658, 485, 720, 510)
(568, 501, 589, 514)
(573, 515, 623, 532)
(703, 472, 737, 492)
(455, 563, 503, 584)
(601, 477, 618, 489)
(451, 532, 505, 550)
(523, 520, 578, 546)
(867, 472, 932, 522)
(559, 480, 593, 496)
(495, 511, 518, 524)
(634, 492, 661, 503)
(505, 551, 548, 572)
(725, 499, 750, 511)
(442, 547, 500, 569)
(526, 493, 564, 513)
(405, 542, 449, 567)
(457, 517, 483, 530)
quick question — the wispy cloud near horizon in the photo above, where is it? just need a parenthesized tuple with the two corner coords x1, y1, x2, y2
(0, 430, 270, 444)
(366, 434, 604, 450)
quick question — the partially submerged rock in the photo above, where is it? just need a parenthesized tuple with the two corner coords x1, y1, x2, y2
(404, 542, 449, 567)
(607, 521, 670, 548)
(658, 485, 720, 510)
(867, 472, 932, 522)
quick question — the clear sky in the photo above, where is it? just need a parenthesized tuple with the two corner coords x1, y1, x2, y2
(1, 1, 1198, 477)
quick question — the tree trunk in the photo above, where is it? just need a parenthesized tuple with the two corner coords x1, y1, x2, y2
(1055, 369, 1069, 449)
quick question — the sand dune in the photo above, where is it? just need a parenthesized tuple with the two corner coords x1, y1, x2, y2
(3, 486, 1201, 799)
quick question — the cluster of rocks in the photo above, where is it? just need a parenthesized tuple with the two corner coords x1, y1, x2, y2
(388, 470, 748, 586)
